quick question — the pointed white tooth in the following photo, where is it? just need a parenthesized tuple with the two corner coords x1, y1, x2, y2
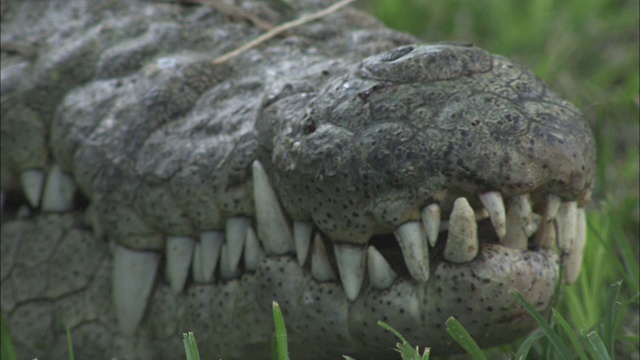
(421, 204, 440, 247)
(444, 197, 479, 263)
(20, 169, 45, 207)
(533, 194, 562, 248)
(223, 217, 249, 275)
(438, 208, 489, 233)
(564, 208, 587, 284)
(545, 194, 562, 221)
(165, 236, 195, 294)
(367, 246, 397, 290)
(556, 201, 577, 252)
(192, 231, 223, 283)
(41, 164, 77, 212)
(311, 234, 336, 282)
(192, 242, 204, 281)
(535, 221, 556, 249)
(244, 226, 263, 271)
(112, 243, 160, 335)
(294, 221, 313, 266)
(479, 191, 506, 239)
(334, 243, 367, 301)
(526, 213, 542, 237)
(475, 207, 489, 221)
(252, 161, 294, 255)
(394, 221, 430, 281)
(502, 194, 532, 249)
(219, 243, 240, 279)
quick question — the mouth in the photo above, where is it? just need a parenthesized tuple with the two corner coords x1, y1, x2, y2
(6, 158, 582, 356)
(97, 156, 586, 351)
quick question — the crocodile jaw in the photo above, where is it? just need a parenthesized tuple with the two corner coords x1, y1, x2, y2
(1, 210, 559, 359)
(2, 156, 583, 358)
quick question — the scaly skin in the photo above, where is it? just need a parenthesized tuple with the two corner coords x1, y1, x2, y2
(1, 0, 594, 359)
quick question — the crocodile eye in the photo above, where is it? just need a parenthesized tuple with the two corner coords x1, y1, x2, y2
(380, 45, 415, 62)
(303, 117, 316, 135)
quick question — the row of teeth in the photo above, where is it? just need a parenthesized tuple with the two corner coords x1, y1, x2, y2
(12, 161, 587, 336)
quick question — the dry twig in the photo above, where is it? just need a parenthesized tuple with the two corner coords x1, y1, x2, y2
(211, 0, 355, 65)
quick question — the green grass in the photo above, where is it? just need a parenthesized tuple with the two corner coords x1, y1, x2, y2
(179, 292, 625, 359)
(2, 1, 638, 359)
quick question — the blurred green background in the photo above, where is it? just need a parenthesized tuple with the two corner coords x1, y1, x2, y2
(356, 0, 639, 358)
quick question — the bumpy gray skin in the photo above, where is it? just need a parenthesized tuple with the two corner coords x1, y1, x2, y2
(0, 0, 595, 359)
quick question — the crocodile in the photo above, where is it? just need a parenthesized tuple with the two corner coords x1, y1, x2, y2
(0, 0, 596, 359)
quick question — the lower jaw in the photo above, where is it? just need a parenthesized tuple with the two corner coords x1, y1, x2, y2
(1, 211, 559, 359)
(138, 243, 559, 359)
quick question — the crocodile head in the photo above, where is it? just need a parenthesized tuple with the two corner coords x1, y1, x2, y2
(0, 1, 595, 359)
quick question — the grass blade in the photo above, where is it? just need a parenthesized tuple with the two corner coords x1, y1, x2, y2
(445, 317, 487, 360)
(1, 316, 17, 360)
(552, 309, 588, 360)
(584, 331, 612, 360)
(272, 301, 289, 360)
(603, 280, 622, 356)
(66, 326, 75, 360)
(378, 321, 409, 345)
(182, 332, 201, 360)
(514, 329, 544, 360)
(377, 321, 430, 360)
(509, 289, 573, 360)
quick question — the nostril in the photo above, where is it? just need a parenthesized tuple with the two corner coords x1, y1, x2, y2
(380, 46, 415, 62)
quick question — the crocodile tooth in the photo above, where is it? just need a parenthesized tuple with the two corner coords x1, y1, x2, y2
(252, 160, 294, 255)
(444, 197, 479, 263)
(526, 213, 542, 237)
(535, 221, 556, 249)
(502, 194, 532, 249)
(192, 231, 223, 283)
(533, 194, 562, 248)
(421, 204, 440, 247)
(20, 169, 45, 207)
(220, 243, 240, 279)
(367, 246, 397, 290)
(294, 221, 313, 266)
(564, 207, 587, 284)
(479, 191, 506, 239)
(545, 194, 562, 221)
(192, 242, 204, 282)
(334, 243, 367, 301)
(113, 243, 159, 335)
(438, 208, 489, 233)
(41, 164, 77, 212)
(165, 236, 195, 294)
(556, 201, 577, 252)
(223, 217, 249, 276)
(394, 221, 429, 281)
(311, 234, 336, 282)
(244, 226, 263, 271)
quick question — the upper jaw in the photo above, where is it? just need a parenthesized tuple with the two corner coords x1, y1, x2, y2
(263, 53, 595, 248)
